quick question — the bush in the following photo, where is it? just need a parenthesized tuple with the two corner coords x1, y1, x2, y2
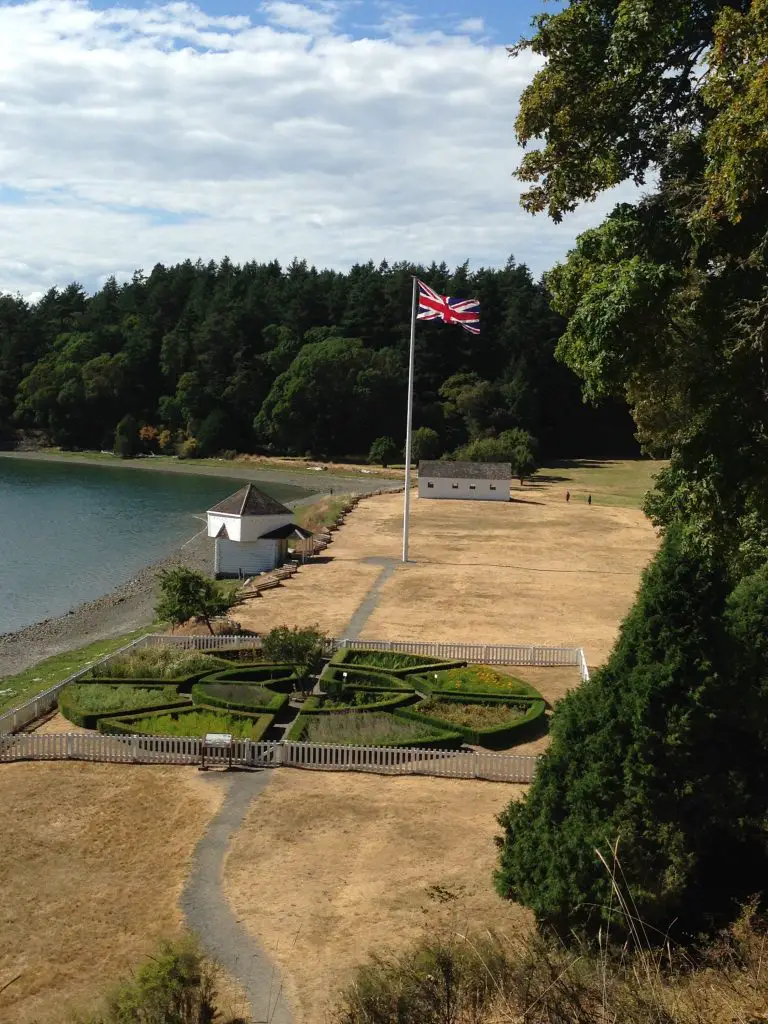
(331, 647, 467, 676)
(155, 567, 233, 633)
(495, 525, 768, 939)
(113, 414, 141, 458)
(368, 435, 399, 467)
(405, 696, 546, 750)
(100, 707, 273, 741)
(86, 648, 231, 681)
(410, 426, 443, 462)
(320, 666, 413, 695)
(261, 625, 325, 686)
(75, 935, 246, 1024)
(59, 682, 187, 728)
(191, 681, 288, 714)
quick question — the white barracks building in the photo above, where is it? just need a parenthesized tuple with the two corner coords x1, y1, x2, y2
(417, 461, 511, 501)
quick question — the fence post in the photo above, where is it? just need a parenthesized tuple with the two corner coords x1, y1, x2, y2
(131, 735, 140, 762)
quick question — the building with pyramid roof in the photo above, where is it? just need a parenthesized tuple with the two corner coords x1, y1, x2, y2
(206, 484, 313, 578)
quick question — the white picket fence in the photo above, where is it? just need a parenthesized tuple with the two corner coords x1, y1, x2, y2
(0, 731, 537, 782)
(0, 632, 588, 738)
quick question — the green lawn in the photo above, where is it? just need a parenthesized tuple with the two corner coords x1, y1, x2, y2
(0, 628, 153, 713)
(534, 458, 666, 508)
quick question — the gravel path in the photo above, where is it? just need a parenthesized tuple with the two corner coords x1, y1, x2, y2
(181, 771, 293, 1024)
(341, 556, 399, 639)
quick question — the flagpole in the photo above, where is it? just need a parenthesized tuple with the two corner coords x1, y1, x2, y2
(402, 276, 418, 563)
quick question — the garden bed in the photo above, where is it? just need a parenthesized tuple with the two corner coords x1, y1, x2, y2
(426, 665, 542, 697)
(58, 682, 189, 729)
(99, 707, 274, 741)
(83, 647, 233, 681)
(289, 710, 461, 747)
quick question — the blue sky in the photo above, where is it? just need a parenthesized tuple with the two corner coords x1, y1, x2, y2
(0, 0, 628, 299)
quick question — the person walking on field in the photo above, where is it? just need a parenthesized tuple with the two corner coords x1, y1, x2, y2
(587, 494, 592, 505)
(566, 490, 570, 503)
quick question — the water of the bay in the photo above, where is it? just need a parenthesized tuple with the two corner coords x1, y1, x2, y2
(0, 458, 313, 635)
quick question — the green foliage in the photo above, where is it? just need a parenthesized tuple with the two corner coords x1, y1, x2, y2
(298, 710, 460, 747)
(191, 681, 288, 714)
(261, 624, 325, 685)
(155, 567, 233, 633)
(429, 665, 539, 696)
(113, 414, 140, 458)
(102, 707, 272, 740)
(335, 648, 443, 671)
(453, 427, 538, 481)
(2, 260, 637, 459)
(86, 647, 229, 680)
(410, 425, 442, 462)
(59, 682, 185, 728)
(417, 698, 526, 729)
(76, 935, 244, 1024)
(368, 435, 399, 467)
(495, 527, 768, 938)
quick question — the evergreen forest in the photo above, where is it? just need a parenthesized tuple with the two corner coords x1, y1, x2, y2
(0, 257, 636, 460)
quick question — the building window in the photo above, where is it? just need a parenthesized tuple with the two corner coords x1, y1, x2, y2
(490, 484, 496, 491)
(469, 484, 476, 490)
(427, 481, 434, 489)
(452, 482, 459, 489)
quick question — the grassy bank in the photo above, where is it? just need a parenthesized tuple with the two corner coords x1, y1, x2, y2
(294, 493, 354, 533)
(0, 627, 153, 711)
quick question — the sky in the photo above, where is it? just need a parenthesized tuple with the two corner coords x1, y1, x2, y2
(0, 0, 634, 299)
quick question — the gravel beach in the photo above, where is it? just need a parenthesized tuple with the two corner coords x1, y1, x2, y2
(0, 454, 402, 680)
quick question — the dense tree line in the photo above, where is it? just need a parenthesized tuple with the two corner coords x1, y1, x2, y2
(0, 257, 636, 460)
(497, 0, 768, 941)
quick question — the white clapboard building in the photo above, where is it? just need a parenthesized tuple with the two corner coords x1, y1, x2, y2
(417, 461, 511, 501)
(206, 484, 313, 578)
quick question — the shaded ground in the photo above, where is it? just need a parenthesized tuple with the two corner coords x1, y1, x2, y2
(0, 762, 226, 1024)
(224, 770, 526, 1024)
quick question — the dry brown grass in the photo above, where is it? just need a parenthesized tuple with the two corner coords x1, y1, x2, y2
(0, 762, 225, 1024)
(223, 769, 528, 1024)
(235, 469, 658, 666)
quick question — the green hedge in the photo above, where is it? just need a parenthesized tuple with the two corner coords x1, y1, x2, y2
(330, 647, 466, 676)
(320, 665, 412, 695)
(190, 681, 289, 714)
(399, 698, 547, 750)
(58, 682, 190, 729)
(98, 709, 274, 742)
(295, 692, 416, 716)
(285, 712, 462, 748)
(200, 664, 299, 692)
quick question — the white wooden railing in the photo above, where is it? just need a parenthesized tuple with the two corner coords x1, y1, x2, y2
(0, 732, 537, 782)
(0, 633, 589, 737)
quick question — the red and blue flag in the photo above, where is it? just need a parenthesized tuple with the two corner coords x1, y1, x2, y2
(416, 279, 480, 335)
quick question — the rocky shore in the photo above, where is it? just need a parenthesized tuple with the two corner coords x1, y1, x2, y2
(0, 529, 214, 679)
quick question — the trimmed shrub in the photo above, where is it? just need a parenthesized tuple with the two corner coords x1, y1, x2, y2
(320, 665, 413, 695)
(200, 663, 298, 692)
(85, 648, 233, 681)
(99, 707, 274, 741)
(426, 665, 543, 697)
(298, 692, 416, 716)
(331, 646, 466, 675)
(190, 681, 289, 714)
(288, 710, 462, 748)
(404, 696, 546, 750)
(59, 682, 189, 729)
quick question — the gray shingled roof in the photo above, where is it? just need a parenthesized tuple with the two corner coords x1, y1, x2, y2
(259, 523, 314, 540)
(418, 461, 512, 480)
(208, 484, 292, 517)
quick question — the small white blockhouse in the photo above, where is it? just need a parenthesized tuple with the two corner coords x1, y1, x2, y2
(206, 484, 313, 578)
(417, 461, 511, 501)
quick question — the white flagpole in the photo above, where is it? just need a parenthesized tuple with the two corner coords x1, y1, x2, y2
(402, 276, 418, 563)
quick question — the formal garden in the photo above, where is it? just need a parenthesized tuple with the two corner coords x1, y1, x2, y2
(55, 637, 546, 751)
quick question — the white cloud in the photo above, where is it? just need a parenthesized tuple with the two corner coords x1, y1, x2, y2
(0, 0, 637, 298)
(458, 17, 484, 34)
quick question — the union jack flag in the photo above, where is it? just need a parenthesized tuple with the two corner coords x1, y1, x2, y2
(416, 279, 480, 335)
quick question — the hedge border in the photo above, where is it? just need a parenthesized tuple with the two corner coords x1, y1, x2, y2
(190, 681, 289, 714)
(286, 711, 463, 748)
(58, 682, 190, 729)
(400, 697, 547, 750)
(98, 707, 275, 743)
(296, 692, 417, 716)
(421, 666, 543, 699)
(330, 647, 466, 676)
(82, 653, 235, 683)
(320, 665, 412, 694)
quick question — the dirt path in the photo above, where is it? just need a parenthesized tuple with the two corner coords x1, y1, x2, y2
(181, 770, 293, 1024)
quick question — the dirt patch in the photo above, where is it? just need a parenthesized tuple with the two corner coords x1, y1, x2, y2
(224, 770, 527, 1024)
(0, 763, 225, 1024)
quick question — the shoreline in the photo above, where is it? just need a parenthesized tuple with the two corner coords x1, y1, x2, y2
(0, 449, 405, 492)
(0, 481, 397, 681)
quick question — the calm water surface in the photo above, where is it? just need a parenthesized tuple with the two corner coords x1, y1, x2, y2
(0, 458, 312, 635)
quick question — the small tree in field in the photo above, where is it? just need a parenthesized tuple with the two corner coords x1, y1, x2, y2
(261, 624, 326, 689)
(410, 426, 443, 462)
(155, 567, 232, 634)
(368, 436, 399, 468)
